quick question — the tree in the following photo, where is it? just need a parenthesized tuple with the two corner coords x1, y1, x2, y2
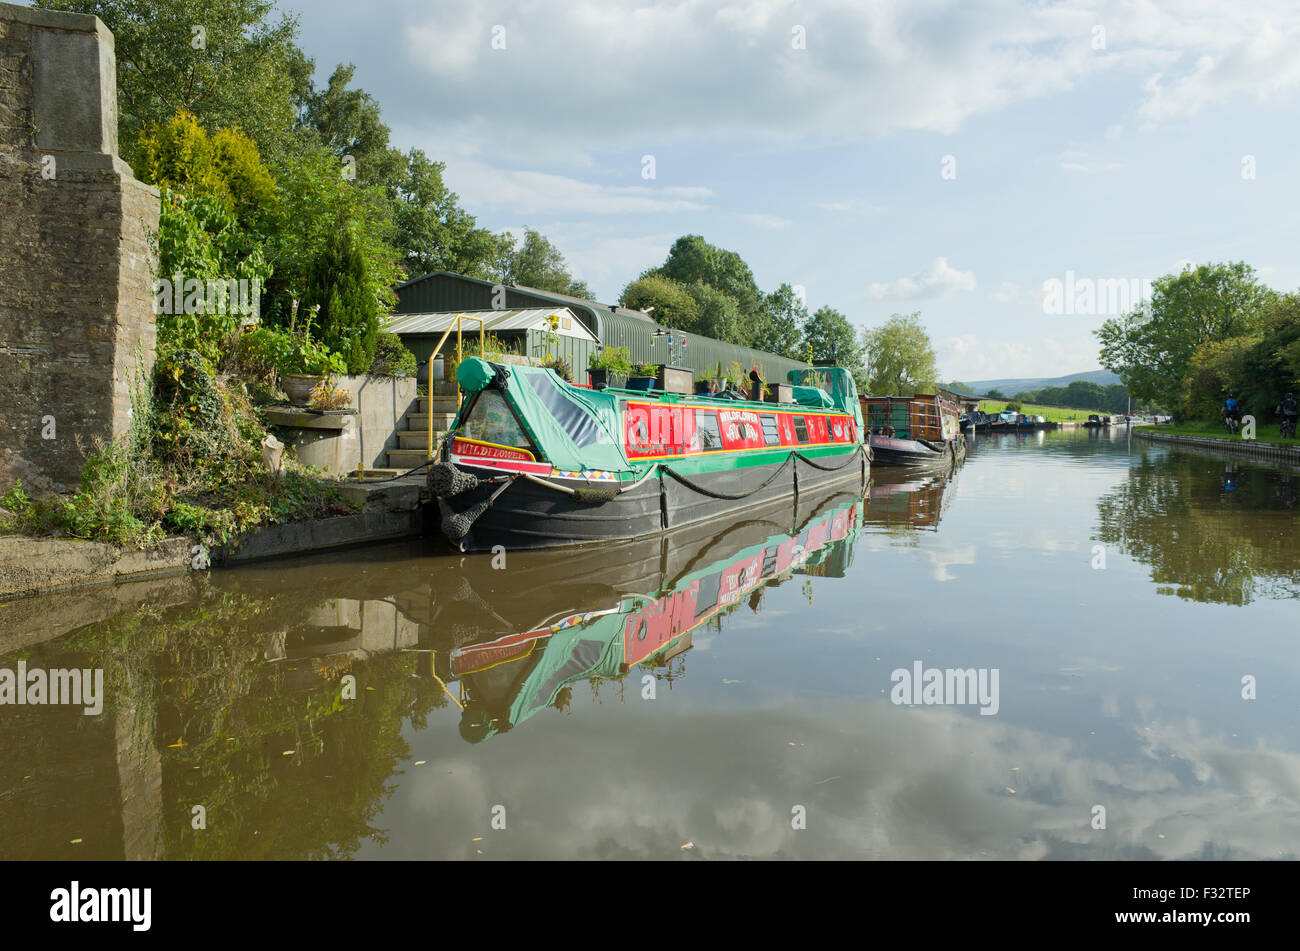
(299, 63, 405, 189)
(643, 235, 765, 345)
(860, 312, 938, 396)
(689, 283, 747, 344)
(754, 284, 807, 359)
(40, 0, 312, 169)
(492, 229, 589, 298)
(136, 110, 279, 234)
(390, 150, 506, 280)
(619, 274, 699, 329)
(1097, 262, 1274, 408)
(804, 306, 861, 367)
(302, 221, 381, 374)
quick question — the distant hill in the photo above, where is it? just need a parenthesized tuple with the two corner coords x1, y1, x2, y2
(962, 369, 1121, 395)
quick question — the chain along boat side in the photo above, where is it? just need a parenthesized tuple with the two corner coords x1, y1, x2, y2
(425, 357, 870, 551)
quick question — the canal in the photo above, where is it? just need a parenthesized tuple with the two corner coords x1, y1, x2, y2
(2, 427, 1297, 860)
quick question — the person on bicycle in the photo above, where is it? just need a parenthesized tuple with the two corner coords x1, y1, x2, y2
(1276, 392, 1298, 436)
(1224, 394, 1242, 431)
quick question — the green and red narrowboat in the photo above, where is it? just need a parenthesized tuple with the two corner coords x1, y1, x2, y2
(426, 358, 869, 551)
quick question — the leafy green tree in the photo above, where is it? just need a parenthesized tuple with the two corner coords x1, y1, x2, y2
(619, 274, 699, 329)
(39, 0, 312, 169)
(643, 235, 765, 344)
(860, 312, 937, 395)
(754, 284, 807, 359)
(265, 143, 400, 340)
(689, 282, 747, 343)
(804, 306, 861, 367)
(136, 110, 279, 234)
(389, 150, 506, 280)
(1097, 262, 1274, 407)
(493, 229, 589, 297)
(299, 63, 404, 189)
(302, 221, 380, 373)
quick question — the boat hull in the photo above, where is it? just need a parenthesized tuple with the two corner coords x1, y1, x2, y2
(868, 434, 961, 468)
(432, 447, 869, 552)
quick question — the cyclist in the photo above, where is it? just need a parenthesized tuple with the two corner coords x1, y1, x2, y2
(1276, 392, 1298, 437)
(1223, 394, 1242, 433)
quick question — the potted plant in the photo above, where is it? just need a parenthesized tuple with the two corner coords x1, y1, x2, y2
(627, 362, 659, 391)
(281, 337, 346, 404)
(588, 346, 632, 389)
(541, 354, 572, 381)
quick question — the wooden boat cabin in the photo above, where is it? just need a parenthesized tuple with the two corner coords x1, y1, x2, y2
(859, 391, 964, 466)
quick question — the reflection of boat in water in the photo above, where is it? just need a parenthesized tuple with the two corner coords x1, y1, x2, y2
(433, 486, 865, 742)
(426, 358, 869, 552)
(864, 469, 957, 531)
(860, 391, 966, 467)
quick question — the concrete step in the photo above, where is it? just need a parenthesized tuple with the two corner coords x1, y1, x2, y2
(387, 448, 436, 470)
(426, 380, 458, 397)
(419, 395, 460, 414)
(397, 431, 452, 450)
(406, 412, 458, 429)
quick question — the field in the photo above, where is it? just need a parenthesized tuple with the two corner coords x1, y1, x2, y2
(1134, 419, 1300, 447)
(976, 400, 1111, 423)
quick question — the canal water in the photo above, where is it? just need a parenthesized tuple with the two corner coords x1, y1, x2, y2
(2, 428, 1297, 860)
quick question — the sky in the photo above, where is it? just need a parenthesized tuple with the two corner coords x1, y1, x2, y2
(285, 0, 1300, 382)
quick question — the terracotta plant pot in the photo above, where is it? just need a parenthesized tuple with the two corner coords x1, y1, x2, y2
(282, 374, 322, 405)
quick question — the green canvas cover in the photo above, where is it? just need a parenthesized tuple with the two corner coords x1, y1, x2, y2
(788, 366, 863, 430)
(791, 385, 834, 408)
(456, 361, 631, 473)
(456, 356, 496, 393)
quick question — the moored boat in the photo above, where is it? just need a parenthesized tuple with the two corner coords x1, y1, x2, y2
(860, 390, 966, 467)
(427, 358, 869, 551)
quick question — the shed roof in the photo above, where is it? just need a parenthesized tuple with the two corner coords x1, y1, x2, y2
(386, 307, 597, 341)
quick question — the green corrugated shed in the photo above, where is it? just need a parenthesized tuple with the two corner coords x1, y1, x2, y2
(393, 271, 810, 384)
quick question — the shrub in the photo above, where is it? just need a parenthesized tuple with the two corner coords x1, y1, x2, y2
(369, 332, 417, 378)
(632, 362, 660, 377)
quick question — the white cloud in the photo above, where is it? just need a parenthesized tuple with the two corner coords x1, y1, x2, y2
(1059, 151, 1124, 174)
(868, 257, 976, 301)
(444, 160, 713, 215)
(738, 212, 792, 230)
(376, 0, 1300, 152)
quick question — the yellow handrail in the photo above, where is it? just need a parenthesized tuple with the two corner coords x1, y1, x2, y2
(424, 313, 486, 460)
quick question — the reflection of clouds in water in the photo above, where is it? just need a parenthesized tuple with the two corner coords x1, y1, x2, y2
(916, 540, 978, 582)
(385, 698, 1300, 859)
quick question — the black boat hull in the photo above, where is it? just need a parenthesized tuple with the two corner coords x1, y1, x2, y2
(432, 447, 869, 552)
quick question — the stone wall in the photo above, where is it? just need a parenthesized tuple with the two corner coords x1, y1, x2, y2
(0, 2, 159, 491)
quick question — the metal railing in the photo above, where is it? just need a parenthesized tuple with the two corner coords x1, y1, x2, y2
(425, 314, 485, 461)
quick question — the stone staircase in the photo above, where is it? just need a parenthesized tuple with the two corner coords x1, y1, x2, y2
(386, 380, 460, 471)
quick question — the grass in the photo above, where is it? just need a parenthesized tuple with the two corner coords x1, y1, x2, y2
(1133, 418, 1300, 447)
(977, 400, 1113, 423)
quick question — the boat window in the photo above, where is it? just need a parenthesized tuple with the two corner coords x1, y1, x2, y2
(695, 411, 723, 451)
(459, 389, 533, 450)
(525, 372, 604, 448)
(792, 416, 810, 444)
(760, 414, 781, 446)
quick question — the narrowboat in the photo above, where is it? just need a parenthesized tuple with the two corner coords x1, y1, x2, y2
(427, 358, 869, 551)
(859, 391, 965, 467)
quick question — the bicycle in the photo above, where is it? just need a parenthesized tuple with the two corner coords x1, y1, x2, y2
(1283, 416, 1297, 439)
(1225, 413, 1240, 435)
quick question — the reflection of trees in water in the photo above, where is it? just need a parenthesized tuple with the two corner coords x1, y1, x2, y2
(14, 582, 446, 860)
(1094, 456, 1300, 605)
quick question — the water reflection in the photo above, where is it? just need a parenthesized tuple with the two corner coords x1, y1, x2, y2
(2, 437, 1298, 860)
(1095, 448, 1300, 604)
